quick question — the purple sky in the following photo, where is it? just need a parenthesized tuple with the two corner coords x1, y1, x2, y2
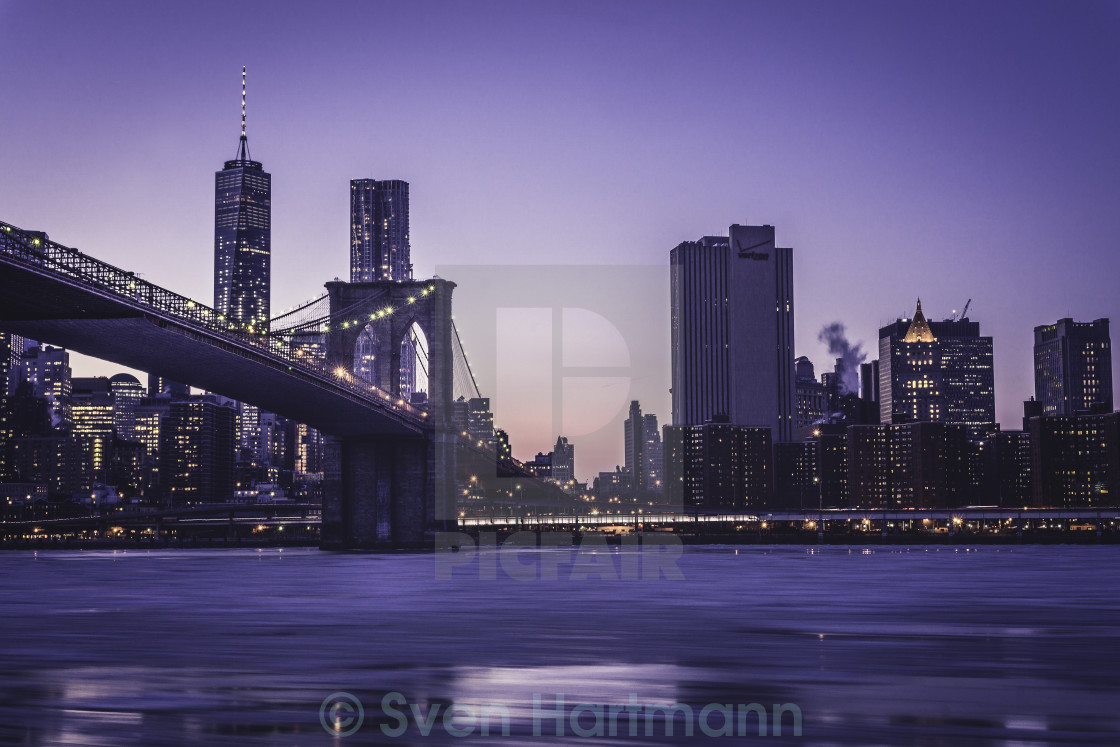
(2, 1, 1119, 480)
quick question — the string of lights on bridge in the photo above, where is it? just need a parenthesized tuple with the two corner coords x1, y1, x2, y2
(0, 221, 438, 420)
(2, 220, 483, 420)
(332, 284, 437, 332)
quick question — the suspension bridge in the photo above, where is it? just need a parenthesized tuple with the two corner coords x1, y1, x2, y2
(0, 219, 557, 548)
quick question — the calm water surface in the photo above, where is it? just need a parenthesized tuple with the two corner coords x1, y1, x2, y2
(0, 545, 1117, 745)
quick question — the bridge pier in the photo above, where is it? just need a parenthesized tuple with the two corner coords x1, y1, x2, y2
(321, 433, 456, 550)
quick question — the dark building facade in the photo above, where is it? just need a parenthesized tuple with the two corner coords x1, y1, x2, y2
(160, 396, 238, 504)
(466, 397, 495, 447)
(623, 401, 662, 493)
(663, 420, 771, 510)
(814, 424, 850, 508)
(0, 333, 9, 479)
(525, 452, 552, 480)
(774, 441, 818, 510)
(847, 422, 968, 508)
(994, 430, 1032, 507)
(1033, 318, 1112, 416)
(795, 356, 826, 427)
(624, 400, 645, 490)
(1029, 412, 1120, 507)
(670, 224, 794, 440)
(9, 435, 85, 497)
(71, 377, 114, 483)
(495, 429, 511, 461)
(860, 360, 879, 404)
(552, 436, 575, 484)
(350, 179, 411, 282)
(777, 423, 851, 509)
(879, 299, 994, 439)
(214, 68, 271, 332)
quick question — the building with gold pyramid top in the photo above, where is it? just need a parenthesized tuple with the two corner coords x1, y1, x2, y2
(902, 298, 937, 343)
(878, 298, 994, 440)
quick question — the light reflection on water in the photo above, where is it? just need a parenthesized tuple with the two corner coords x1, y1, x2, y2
(0, 546, 1117, 745)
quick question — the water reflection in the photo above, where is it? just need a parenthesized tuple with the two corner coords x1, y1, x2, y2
(0, 546, 1116, 745)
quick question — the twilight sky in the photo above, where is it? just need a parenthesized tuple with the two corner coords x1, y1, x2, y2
(2, 0, 1119, 480)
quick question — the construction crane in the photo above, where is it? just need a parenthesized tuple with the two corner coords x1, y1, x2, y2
(957, 298, 971, 321)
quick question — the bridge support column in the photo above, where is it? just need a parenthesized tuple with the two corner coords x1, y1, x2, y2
(321, 432, 457, 550)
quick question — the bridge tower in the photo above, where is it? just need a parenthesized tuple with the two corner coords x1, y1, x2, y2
(320, 278, 457, 549)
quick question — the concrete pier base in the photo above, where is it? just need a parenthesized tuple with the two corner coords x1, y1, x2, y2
(320, 434, 456, 550)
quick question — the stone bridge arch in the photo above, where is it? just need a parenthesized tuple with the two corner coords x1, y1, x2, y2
(324, 278, 455, 427)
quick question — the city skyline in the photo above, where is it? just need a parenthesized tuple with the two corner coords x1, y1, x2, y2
(2, 1, 1119, 478)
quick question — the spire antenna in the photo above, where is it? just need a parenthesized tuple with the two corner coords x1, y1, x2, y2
(235, 66, 251, 162)
(241, 66, 247, 137)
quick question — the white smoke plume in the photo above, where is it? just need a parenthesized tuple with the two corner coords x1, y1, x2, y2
(817, 322, 867, 395)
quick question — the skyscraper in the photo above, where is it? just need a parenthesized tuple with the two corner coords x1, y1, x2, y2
(878, 299, 994, 439)
(109, 373, 144, 443)
(1034, 318, 1112, 416)
(552, 436, 575, 484)
(71, 377, 114, 482)
(350, 179, 411, 282)
(161, 395, 238, 505)
(624, 400, 644, 488)
(643, 414, 663, 493)
(623, 401, 662, 493)
(670, 224, 794, 441)
(19, 345, 72, 429)
(214, 67, 271, 332)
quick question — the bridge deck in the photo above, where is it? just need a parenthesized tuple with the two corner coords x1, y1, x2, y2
(0, 223, 426, 436)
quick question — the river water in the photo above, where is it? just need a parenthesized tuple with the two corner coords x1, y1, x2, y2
(0, 545, 1117, 745)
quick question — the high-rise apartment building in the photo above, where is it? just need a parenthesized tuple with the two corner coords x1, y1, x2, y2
(135, 394, 171, 494)
(643, 414, 663, 493)
(160, 395, 238, 505)
(552, 436, 575, 484)
(294, 423, 324, 479)
(19, 345, 72, 429)
(878, 299, 994, 439)
(623, 402, 663, 493)
(466, 397, 495, 447)
(350, 179, 411, 282)
(994, 430, 1032, 507)
(214, 68, 270, 332)
(846, 421, 968, 509)
(1029, 412, 1120, 507)
(1034, 318, 1112, 416)
(670, 224, 794, 440)
(663, 419, 772, 510)
(71, 377, 115, 482)
(624, 400, 644, 488)
(109, 373, 144, 443)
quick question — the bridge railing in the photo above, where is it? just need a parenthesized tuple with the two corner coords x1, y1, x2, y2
(0, 221, 429, 421)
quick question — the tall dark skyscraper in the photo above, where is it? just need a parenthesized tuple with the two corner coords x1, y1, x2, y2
(161, 395, 238, 505)
(214, 67, 271, 332)
(350, 179, 411, 282)
(878, 299, 994, 438)
(624, 400, 661, 492)
(670, 224, 794, 441)
(1034, 318, 1112, 416)
(624, 400, 643, 487)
